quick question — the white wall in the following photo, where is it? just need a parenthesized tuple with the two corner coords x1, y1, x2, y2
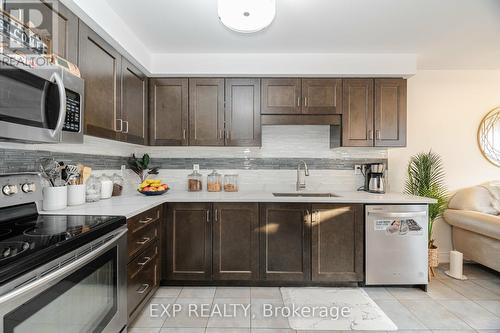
(388, 70, 500, 261)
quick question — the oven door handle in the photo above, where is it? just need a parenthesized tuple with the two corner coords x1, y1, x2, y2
(367, 211, 427, 218)
(0, 228, 127, 305)
(49, 72, 67, 139)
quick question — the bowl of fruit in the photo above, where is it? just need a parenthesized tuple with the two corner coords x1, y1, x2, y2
(138, 179, 169, 196)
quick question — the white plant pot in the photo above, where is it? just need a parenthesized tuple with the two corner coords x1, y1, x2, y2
(42, 186, 68, 211)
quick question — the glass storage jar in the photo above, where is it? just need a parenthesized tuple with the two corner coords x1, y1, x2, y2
(112, 173, 124, 196)
(207, 170, 222, 192)
(187, 166, 203, 192)
(85, 175, 101, 202)
(223, 174, 239, 192)
(100, 174, 113, 199)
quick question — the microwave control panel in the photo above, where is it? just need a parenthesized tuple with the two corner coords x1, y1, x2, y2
(63, 90, 81, 133)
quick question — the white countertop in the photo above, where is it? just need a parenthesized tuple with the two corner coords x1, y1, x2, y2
(40, 190, 436, 218)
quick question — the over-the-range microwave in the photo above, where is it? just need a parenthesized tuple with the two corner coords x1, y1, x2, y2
(0, 58, 84, 143)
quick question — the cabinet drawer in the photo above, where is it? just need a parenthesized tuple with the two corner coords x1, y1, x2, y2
(128, 206, 161, 234)
(128, 241, 159, 318)
(128, 220, 159, 260)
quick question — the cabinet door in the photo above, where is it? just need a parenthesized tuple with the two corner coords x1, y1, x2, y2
(225, 79, 261, 146)
(78, 22, 122, 140)
(166, 203, 212, 280)
(121, 58, 147, 145)
(149, 78, 188, 146)
(4, 0, 78, 63)
(260, 203, 311, 282)
(311, 204, 363, 282)
(374, 79, 407, 147)
(213, 203, 259, 280)
(189, 78, 225, 146)
(261, 78, 301, 114)
(342, 79, 374, 147)
(302, 79, 342, 114)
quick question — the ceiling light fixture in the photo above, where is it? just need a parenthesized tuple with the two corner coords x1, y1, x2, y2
(217, 0, 276, 34)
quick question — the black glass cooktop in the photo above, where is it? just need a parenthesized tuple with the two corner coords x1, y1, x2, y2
(0, 203, 125, 285)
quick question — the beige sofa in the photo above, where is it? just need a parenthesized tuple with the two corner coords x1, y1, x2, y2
(443, 183, 500, 272)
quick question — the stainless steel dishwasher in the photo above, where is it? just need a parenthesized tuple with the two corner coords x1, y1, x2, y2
(365, 205, 429, 286)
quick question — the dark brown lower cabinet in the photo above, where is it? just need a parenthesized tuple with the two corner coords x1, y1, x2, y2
(212, 203, 259, 280)
(165, 203, 212, 280)
(311, 204, 364, 282)
(260, 203, 311, 282)
(127, 205, 163, 324)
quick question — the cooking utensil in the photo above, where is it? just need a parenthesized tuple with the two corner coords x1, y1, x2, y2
(39, 158, 60, 187)
(81, 166, 92, 184)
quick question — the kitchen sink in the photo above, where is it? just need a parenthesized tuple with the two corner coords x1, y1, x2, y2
(272, 192, 341, 198)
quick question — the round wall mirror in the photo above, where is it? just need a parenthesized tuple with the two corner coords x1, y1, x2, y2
(478, 107, 500, 167)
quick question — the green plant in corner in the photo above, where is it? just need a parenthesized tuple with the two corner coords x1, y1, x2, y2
(404, 151, 448, 249)
(127, 153, 159, 182)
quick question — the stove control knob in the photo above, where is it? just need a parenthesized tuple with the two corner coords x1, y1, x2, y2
(21, 183, 36, 193)
(2, 184, 18, 196)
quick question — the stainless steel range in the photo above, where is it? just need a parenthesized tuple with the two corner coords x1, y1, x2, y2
(0, 173, 127, 333)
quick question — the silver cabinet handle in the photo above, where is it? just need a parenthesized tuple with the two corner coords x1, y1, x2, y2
(206, 210, 210, 223)
(376, 130, 381, 140)
(138, 256, 152, 266)
(136, 237, 150, 245)
(137, 284, 150, 294)
(368, 129, 373, 140)
(304, 97, 308, 107)
(123, 121, 129, 134)
(214, 209, 218, 222)
(219, 129, 224, 140)
(139, 217, 153, 224)
(116, 119, 123, 132)
(297, 96, 301, 107)
(182, 129, 186, 140)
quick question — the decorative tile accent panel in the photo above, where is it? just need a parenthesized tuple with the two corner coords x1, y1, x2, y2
(0, 149, 128, 174)
(0, 148, 386, 173)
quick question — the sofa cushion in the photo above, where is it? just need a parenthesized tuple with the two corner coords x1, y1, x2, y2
(444, 209, 500, 240)
(448, 186, 498, 215)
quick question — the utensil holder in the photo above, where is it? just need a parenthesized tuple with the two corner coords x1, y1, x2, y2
(67, 184, 86, 206)
(42, 186, 68, 211)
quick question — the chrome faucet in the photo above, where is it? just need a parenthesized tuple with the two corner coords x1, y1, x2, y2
(296, 160, 309, 191)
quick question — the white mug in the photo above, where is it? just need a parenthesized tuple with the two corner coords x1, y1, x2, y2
(42, 186, 68, 211)
(67, 184, 86, 206)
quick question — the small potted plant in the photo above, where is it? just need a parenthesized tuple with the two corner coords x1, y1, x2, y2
(405, 151, 448, 279)
(127, 153, 159, 182)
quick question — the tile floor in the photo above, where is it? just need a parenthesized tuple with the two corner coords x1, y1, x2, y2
(129, 264, 500, 332)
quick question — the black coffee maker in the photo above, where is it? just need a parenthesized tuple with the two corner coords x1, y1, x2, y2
(361, 163, 386, 194)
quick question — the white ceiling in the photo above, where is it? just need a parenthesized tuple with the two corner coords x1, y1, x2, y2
(104, 0, 500, 69)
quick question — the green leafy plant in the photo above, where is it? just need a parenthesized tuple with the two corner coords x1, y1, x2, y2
(127, 154, 159, 182)
(404, 151, 448, 249)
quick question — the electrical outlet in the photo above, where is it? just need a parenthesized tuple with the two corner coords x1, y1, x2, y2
(354, 164, 362, 175)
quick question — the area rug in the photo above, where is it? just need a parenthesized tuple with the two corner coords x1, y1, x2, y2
(280, 287, 397, 331)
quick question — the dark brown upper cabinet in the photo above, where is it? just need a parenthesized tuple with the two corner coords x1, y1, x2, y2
(121, 58, 147, 145)
(165, 203, 212, 281)
(375, 78, 407, 147)
(311, 204, 364, 282)
(262, 78, 342, 115)
(78, 22, 122, 140)
(4, 0, 78, 64)
(342, 78, 406, 147)
(225, 79, 261, 146)
(342, 79, 374, 147)
(261, 78, 301, 114)
(149, 78, 189, 146)
(302, 79, 342, 114)
(260, 203, 311, 282)
(212, 203, 259, 281)
(189, 78, 225, 146)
